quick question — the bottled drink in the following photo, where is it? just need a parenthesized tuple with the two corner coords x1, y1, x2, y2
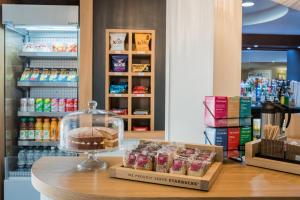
(19, 118, 28, 140)
(49, 147, 56, 156)
(43, 118, 51, 140)
(17, 147, 26, 169)
(51, 98, 59, 112)
(27, 98, 35, 112)
(58, 99, 65, 112)
(35, 118, 43, 141)
(73, 98, 78, 111)
(27, 117, 35, 140)
(50, 118, 58, 141)
(57, 118, 62, 141)
(33, 146, 41, 162)
(41, 147, 49, 157)
(26, 147, 34, 168)
(20, 98, 28, 112)
(65, 98, 74, 112)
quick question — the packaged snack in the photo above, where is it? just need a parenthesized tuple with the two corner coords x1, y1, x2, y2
(35, 43, 51, 52)
(111, 108, 128, 115)
(58, 69, 68, 82)
(170, 156, 187, 175)
(133, 86, 149, 94)
(39, 69, 50, 82)
(155, 151, 173, 173)
(135, 33, 151, 51)
(49, 69, 58, 82)
(132, 126, 149, 131)
(187, 159, 209, 177)
(132, 64, 151, 72)
(20, 68, 32, 81)
(177, 147, 197, 158)
(123, 150, 138, 168)
(110, 84, 128, 94)
(22, 42, 35, 52)
(66, 43, 77, 52)
(29, 69, 40, 81)
(135, 153, 153, 171)
(111, 55, 128, 72)
(133, 109, 149, 115)
(67, 69, 78, 82)
(52, 43, 66, 52)
(110, 33, 127, 51)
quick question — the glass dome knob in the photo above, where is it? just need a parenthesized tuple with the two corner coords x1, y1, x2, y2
(88, 100, 97, 110)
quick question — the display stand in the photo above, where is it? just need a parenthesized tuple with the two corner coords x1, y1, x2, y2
(203, 101, 253, 162)
(105, 29, 155, 137)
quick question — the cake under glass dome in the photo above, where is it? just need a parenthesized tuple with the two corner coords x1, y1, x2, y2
(59, 100, 124, 170)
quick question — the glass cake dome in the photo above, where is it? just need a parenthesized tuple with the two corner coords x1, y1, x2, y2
(59, 100, 124, 170)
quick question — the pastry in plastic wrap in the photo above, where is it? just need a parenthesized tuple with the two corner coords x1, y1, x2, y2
(123, 150, 139, 168)
(135, 153, 153, 171)
(155, 151, 173, 173)
(170, 156, 187, 175)
(187, 159, 209, 177)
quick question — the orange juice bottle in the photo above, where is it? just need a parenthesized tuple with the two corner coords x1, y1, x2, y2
(43, 118, 50, 141)
(35, 118, 43, 141)
(50, 118, 58, 141)
(57, 118, 62, 141)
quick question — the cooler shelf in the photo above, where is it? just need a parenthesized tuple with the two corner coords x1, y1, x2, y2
(18, 111, 69, 117)
(18, 140, 59, 147)
(19, 52, 77, 59)
(17, 81, 78, 88)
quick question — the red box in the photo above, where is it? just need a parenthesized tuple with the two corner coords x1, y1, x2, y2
(204, 96, 227, 127)
(228, 128, 240, 150)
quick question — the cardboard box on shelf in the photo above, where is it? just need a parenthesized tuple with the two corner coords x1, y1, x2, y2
(205, 127, 228, 150)
(204, 96, 227, 127)
(228, 128, 240, 150)
(227, 96, 240, 126)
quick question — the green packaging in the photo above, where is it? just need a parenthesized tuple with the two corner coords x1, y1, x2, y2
(240, 97, 251, 117)
(240, 127, 252, 145)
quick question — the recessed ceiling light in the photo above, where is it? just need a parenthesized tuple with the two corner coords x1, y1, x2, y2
(254, 45, 259, 48)
(242, 1, 255, 7)
(247, 47, 251, 50)
(297, 46, 300, 49)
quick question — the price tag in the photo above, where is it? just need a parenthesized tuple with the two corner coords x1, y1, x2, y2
(114, 50, 121, 54)
(115, 72, 122, 76)
(136, 94, 145, 97)
(137, 51, 146, 54)
(138, 72, 144, 76)
(114, 94, 122, 97)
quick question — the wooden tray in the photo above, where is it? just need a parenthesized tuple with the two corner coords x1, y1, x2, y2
(245, 139, 300, 175)
(109, 143, 223, 191)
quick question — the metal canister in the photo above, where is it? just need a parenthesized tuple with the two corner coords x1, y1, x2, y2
(51, 98, 59, 112)
(43, 98, 51, 112)
(65, 98, 74, 112)
(73, 98, 78, 111)
(20, 98, 28, 112)
(27, 98, 35, 112)
(35, 98, 43, 112)
(58, 98, 65, 112)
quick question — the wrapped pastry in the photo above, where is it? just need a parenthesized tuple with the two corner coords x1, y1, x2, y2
(135, 153, 153, 171)
(170, 156, 187, 175)
(123, 150, 139, 168)
(155, 151, 173, 173)
(187, 159, 209, 177)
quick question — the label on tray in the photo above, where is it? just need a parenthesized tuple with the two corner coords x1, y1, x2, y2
(114, 94, 122, 97)
(136, 94, 145, 97)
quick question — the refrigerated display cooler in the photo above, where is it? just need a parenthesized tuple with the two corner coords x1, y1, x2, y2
(1, 4, 79, 200)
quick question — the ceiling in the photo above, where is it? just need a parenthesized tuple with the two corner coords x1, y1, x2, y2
(243, 0, 300, 35)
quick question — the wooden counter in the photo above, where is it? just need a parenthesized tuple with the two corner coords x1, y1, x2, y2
(32, 157, 300, 200)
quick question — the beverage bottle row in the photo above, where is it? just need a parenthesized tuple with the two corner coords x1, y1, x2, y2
(17, 146, 77, 170)
(20, 97, 78, 113)
(20, 117, 62, 141)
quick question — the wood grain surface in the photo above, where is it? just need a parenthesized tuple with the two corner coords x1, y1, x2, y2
(32, 157, 300, 200)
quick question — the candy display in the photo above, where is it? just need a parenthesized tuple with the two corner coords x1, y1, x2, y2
(110, 33, 127, 51)
(132, 64, 150, 72)
(133, 86, 149, 94)
(123, 141, 216, 177)
(22, 42, 77, 52)
(19, 68, 78, 82)
(134, 33, 151, 51)
(111, 55, 128, 72)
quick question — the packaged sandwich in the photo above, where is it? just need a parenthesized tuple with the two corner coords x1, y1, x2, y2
(110, 33, 127, 51)
(58, 69, 68, 82)
(39, 69, 50, 81)
(29, 69, 40, 81)
(49, 69, 58, 82)
(67, 69, 78, 82)
(135, 33, 151, 51)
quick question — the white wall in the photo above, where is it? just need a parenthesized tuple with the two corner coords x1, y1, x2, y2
(165, 0, 214, 143)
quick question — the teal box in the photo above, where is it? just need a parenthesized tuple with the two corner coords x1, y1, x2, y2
(240, 127, 252, 145)
(240, 97, 251, 117)
(240, 117, 251, 126)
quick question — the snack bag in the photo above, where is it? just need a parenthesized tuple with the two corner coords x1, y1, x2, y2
(134, 153, 153, 171)
(20, 68, 32, 81)
(39, 69, 50, 81)
(133, 86, 149, 94)
(187, 159, 209, 177)
(29, 69, 40, 81)
(123, 150, 138, 168)
(170, 156, 187, 175)
(58, 69, 68, 82)
(111, 55, 128, 72)
(110, 33, 126, 51)
(49, 69, 58, 82)
(155, 150, 173, 173)
(135, 33, 151, 51)
(132, 64, 151, 72)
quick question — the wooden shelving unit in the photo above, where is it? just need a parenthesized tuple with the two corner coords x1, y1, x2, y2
(105, 29, 155, 134)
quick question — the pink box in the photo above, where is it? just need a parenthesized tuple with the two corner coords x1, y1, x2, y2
(204, 96, 227, 127)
